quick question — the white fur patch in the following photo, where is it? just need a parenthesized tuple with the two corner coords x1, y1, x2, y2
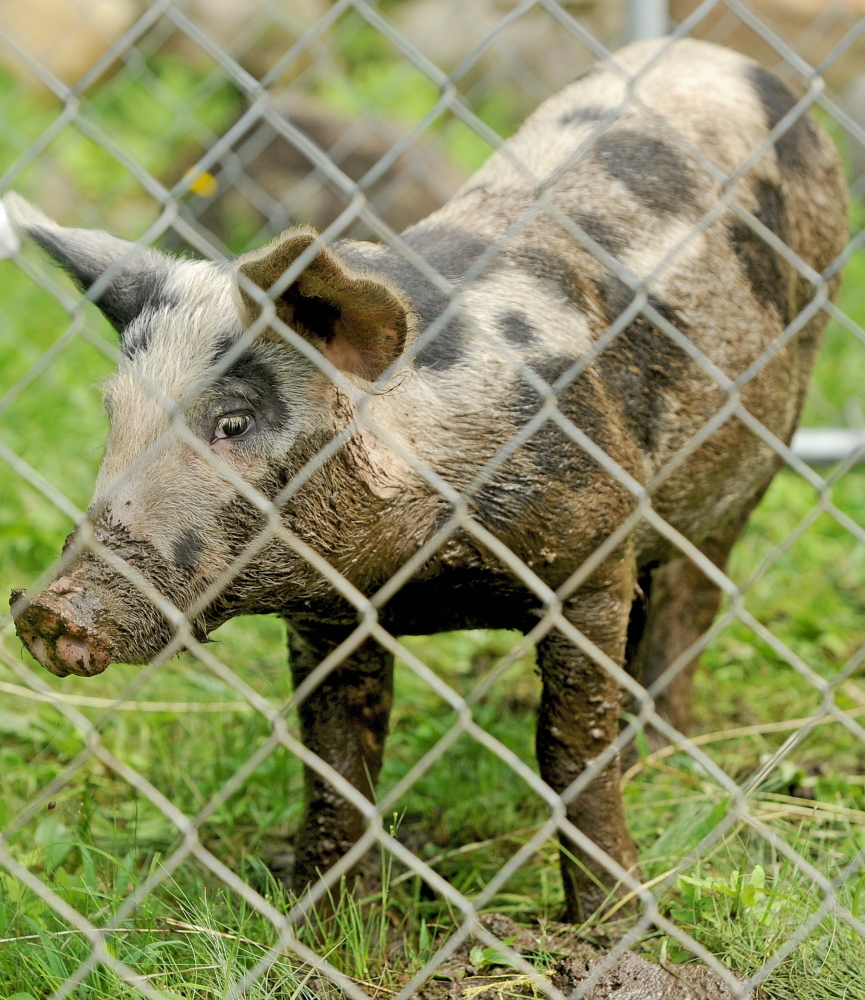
(460, 269, 593, 359)
(124, 260, 240, 398)
(0, 197, 21, 257)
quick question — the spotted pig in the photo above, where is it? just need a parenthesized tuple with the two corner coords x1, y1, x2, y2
(7, 38, 847, 919)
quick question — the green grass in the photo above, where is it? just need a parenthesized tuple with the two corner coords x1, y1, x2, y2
(2, 36, 865, 1000)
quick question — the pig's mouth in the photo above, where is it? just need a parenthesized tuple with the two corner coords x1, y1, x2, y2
(10, 582, 112, 678)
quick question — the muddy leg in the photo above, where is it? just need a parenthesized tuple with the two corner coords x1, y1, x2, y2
(536, 561, 639, 921)
(286, 624, 394, 898)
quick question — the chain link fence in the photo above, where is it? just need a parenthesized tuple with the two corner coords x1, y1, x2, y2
(1, 1, 865, 998)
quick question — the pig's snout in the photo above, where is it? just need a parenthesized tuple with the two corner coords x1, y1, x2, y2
(10, 581, 111, 678)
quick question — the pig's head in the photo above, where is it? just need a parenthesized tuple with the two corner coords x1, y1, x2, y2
(5, 194, 412, 677)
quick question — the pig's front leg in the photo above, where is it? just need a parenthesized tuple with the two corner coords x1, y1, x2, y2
(536, 563, 639, 921)
(286, 624, 394, 899)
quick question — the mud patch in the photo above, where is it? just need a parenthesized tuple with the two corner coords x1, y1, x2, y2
(412, 914, 742, 1000)
(550, 951, 742, 1000)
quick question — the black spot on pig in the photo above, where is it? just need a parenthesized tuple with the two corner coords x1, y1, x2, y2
(173, 528, 204, 578)
(401, 224, 491, 282)
(747, 66, 819, 173)
(524, 356, 613, 457)
(727, 179, 791, 322)
(559, 105, 609, 126)
(209, 340, 289, 428)
(498, 311, 538, 346)
(516, 358, 610, 471)
(475, 355, 610, 530)
(594, 130, 697, 217)
(752, 178, 788, 244)
(221, 349, 289, 427)
(595, 276, 691, 451)
(210, 334, 240, 369)
(414, 320, 469, 370)
(515, 249, 589, 311)
(365, 227, 491, 370)
(568, 213, 627, 257)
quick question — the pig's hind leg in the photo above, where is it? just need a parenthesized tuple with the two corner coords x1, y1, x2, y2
(284, 625, 394, 903)
(626, 505, 759, 741)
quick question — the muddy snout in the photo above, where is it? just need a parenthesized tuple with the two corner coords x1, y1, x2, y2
(10, 578, 111, 678)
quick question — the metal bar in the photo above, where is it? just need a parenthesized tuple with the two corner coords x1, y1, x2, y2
(627, 0, 669, 41)
(792, 428, 865, 465)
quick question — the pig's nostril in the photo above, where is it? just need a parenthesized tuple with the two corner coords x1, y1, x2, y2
(55, 634, 92, 673)
(20, 631, 46, 665)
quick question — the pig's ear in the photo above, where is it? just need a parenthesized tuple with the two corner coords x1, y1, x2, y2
(234, 229, 409, 381)
(2, 193, 169, 335)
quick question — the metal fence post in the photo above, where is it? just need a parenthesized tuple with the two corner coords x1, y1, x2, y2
(627, 0, 670, 41)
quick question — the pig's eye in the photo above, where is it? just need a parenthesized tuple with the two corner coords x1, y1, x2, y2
(213, 413, 254, 441)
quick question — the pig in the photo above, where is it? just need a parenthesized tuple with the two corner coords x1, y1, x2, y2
(6, 37, 847, 921)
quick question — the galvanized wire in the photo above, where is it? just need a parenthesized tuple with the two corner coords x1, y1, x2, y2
(0, 1, 863, 998)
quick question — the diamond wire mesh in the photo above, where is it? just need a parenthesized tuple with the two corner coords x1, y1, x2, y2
(0, 1, 864, 998)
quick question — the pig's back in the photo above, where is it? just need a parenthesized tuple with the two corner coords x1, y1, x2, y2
(444, 37, 845, 354)
(371, 39, 846, 557)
